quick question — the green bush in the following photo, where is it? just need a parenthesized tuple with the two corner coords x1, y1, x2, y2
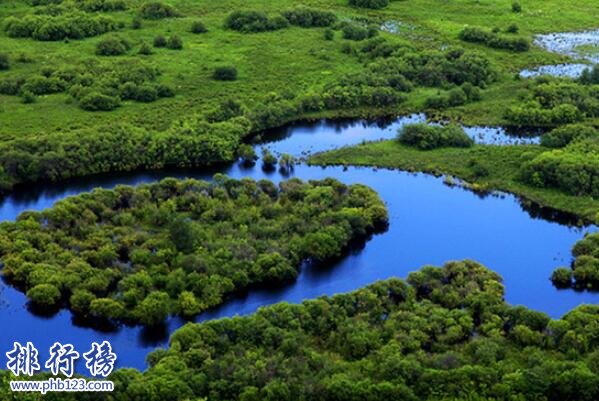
(397, 123, 474, 150)
(348, 0, 389, 9)
(459, 26, 530, 51)
(190, 20, 207, 33)
(4, 13, 117, 41)
(21, 90, 37, 104)
(26, 284, 61, 308)
(540, 124, 598, 148)
(224, 10, 288, 33)
(153, 35, 167, 47)
(551, 267, 573, 288)
(139, 2, 181, 19)
(324, 28, 334, 40)
(0, 77, 24, 95)
(580, 65, 599, 85)
(76, 0, 127, 12)
(0, 53, 9, 70)
(138, 41, 153, 55)
(79, 91, 120, 111)
(166, 35, 183, 50)
(281, 7, 337, 27)
(521, 139, 599, 197)
(512, 2, 522, 12)
(213, 66, 237, 81)
(95, 36, 130, 56)
(342, 24, 369, 41)
(21, 75, 66, 95)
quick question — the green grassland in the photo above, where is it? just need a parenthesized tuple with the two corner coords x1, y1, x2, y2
(310, 140, 599, 221)
(1, 0, 598, 138)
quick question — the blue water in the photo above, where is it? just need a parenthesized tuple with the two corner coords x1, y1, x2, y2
(0, 115, 595, 374)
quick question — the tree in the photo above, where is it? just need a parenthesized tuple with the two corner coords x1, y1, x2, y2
(27, 284, 61, 308)
(134, 292, 171, 326)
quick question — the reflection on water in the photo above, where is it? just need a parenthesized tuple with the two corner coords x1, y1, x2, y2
(0, 115, 595, 373)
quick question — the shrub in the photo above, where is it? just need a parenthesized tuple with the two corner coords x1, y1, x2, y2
(206, 99, 244, 122)
(342, 24, 369, 41)
(397, 123, 474, 150)
(281, 7, 337, 27)
(224, 10, 288, 33)
(521, 139, 599, 197)
(459, 26, 530, 52)
(512, 2, 522, 13)
(0, 77, 24, 95)
(139, 2, 180, 19)
(191, 20, 207, 34)
(134, 84, 158, 102)
(447, 87, 468, 106)
(238, 144, 257, 164)
(76, 0, 127, 12)
(261, 147, 277, 166)
(95, 36, 130, 56)
(131, 15, 142, 29)
(579, 65, 599, 85)
(506, 23, 519, 34)
(21, 75, 66, 95)
(79, 91, 120, 111)
(166, 35, 183, 50)
(551, 267, 573, 288)
(21, 90, 37, 104)
(153, 35, 167, 47)
(213, 66, 237, 81)
(118, 81, 138, 100)
(324, 28, 334, 40)
(0, 54, 9, 70)
(540, 124, 598, 148)
(156, 84, 175, 98)
(4, 13, 117, 41)
(138, 41, 153, 55)
(348, 0, 389, 9)
(27, 284, 61, 308)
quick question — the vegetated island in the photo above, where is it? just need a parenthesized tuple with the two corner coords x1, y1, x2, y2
(0, 176, 387, 326)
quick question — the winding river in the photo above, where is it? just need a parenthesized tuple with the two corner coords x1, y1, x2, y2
(0, 115, 596, 373)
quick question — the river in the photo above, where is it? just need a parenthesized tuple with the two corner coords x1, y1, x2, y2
(0, 115, 595, 373)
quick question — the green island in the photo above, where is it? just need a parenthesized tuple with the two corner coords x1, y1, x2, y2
(0, 176, 386, 325)
(5, 260, 599, 400)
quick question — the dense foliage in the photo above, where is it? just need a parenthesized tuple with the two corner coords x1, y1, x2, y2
(4, 12, 117, 40)
(224, 10, 288, 33)
(521, 137, 599, 197)
(505, 78, 599, 127)
(397, 123, 474, 150)
(552, 232, 599, 289)
(13, 260, 599, 400)
(540, 124, 598, 148)
(139, 2, 181, 19)
(0, 118, 250, 191)
(348, 0, 389, 9)
(459, 26, 530, 52)
(281, 7, 336, 27)
(0, 177, 387, 325)
(0, 59, 173, 110)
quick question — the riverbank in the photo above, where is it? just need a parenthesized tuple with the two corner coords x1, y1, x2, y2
(310, 140, 599, 222)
